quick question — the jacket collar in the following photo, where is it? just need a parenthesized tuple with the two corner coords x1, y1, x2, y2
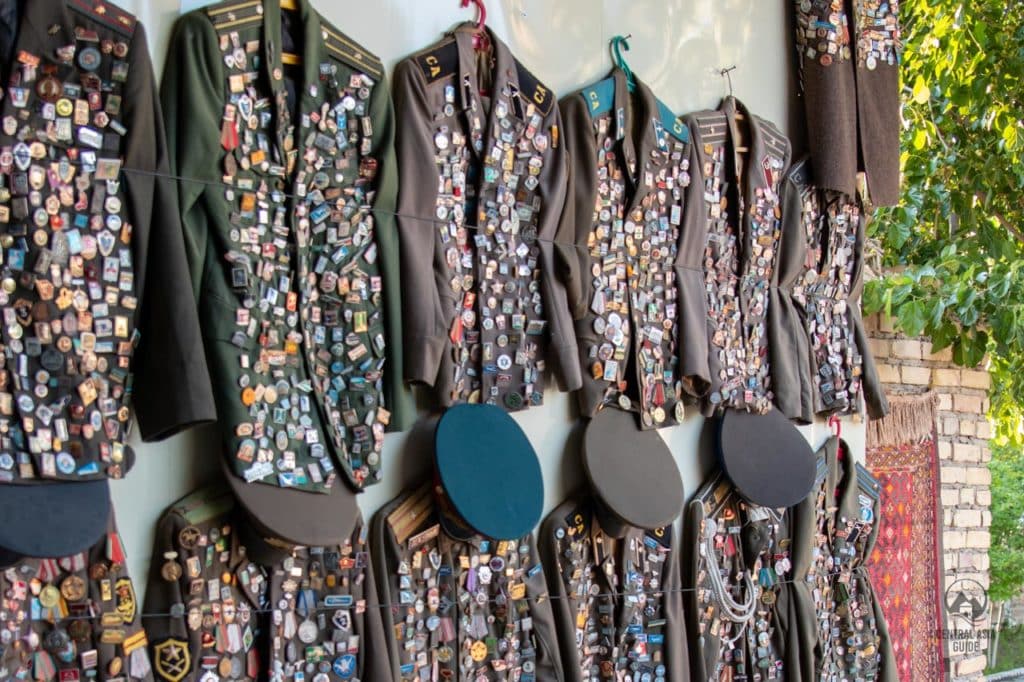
(262, 0, 323, 100)
(607, 67, 664, 213)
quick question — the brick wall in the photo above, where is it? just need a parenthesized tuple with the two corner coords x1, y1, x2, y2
(865, 314, 992, 682)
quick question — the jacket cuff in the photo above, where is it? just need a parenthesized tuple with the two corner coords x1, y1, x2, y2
(404, 334, 446, 387)
(552, 343, 583, 392)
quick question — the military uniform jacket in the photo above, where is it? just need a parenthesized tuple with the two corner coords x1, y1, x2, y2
(144, 485, 390, 682)
(555, 69, 706, 429)
(540, 496, 688, 682)
(371, 485, 564, 681)
(0, 514, 152, 681)
(0, 0, 214, 486)
(686, 98, 791, 416)
(771, 159, 888, 422)
(393, 27, 580, 412)
(162, 0, 411, 492)
(794, 0, 902, 206)
(143, 486, 269, 682)
(685, 471, 795, 682)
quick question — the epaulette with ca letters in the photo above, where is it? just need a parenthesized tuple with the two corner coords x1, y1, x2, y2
(415, 39, 458, 85)
(655, 98, 690, 144)
(321, 17, 383, 80)
(787, 157, 812, 189)
(646, 525, 672, 550)
(582, 77, 614, 118)
(515, 60, 554, 117)
(206, 0, 263, 33)
(67, 0, 136, 37)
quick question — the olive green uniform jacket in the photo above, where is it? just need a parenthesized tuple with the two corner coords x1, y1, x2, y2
(161, 0, 412, 493)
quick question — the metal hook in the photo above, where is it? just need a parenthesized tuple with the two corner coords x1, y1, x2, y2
(610, 35, 635, 92)
(719, 65, 737, 97)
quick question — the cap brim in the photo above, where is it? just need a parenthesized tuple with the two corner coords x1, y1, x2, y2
(0, 480, 109, 557)
(222, 458, 358, 546)
(717, 408, 816, 508)
(583, 408, 684, 530)
(435, 404, 543, 540)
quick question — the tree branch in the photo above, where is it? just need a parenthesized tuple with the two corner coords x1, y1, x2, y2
(976, 191, 1024, 242)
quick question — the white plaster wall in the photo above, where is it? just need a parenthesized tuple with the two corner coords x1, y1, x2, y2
(100, 0, 866, 587)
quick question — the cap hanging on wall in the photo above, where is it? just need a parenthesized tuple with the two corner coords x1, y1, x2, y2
(583, 408, 683, 534)
(435, 403, 543, 540)
(0, 480, 110, 557)
(716, 408, 816, 508)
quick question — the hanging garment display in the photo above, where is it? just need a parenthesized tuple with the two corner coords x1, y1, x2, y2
(790, 437, 898, 682)
(0, 515, 153, 681)
(371, 404, 562, 681)
(772, 158, 888, 421)
(540, 407, 688, 682)
(392, 24, 580, 412)
(144, 484, 389, 682)
(0, 0, 213, 488)
(685, 469, 794, 681)
(686, 97, 792, 416)
(161, 0, 411, 494)
(555, 67, 706, 429)
(793, 0, 903, 206)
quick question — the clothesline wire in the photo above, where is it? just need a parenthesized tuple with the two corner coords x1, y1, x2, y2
(117, 165, 709, 258)
(24, 566, 896, 622)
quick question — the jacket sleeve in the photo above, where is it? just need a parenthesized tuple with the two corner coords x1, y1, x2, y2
(128, 21, 216, 441)
(539, 504, 582, 682)
(393, 60, 449, 388)
(537, 106, 582, 393)
(142, 512, 193, 682)
(663, 525, 690, 682)
(675, 126, 711, 399)
(370, 75, 415, 431)
(524, 532, 565, 682)
(850, 211, 889, 419)
(355, 518, 391, 682)
(770, 169, 813, 423)
(554, 95, 597, 321)
(369, 500, 403, 681)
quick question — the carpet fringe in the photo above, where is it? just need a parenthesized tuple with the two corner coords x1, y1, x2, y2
(867, 392, 939, 448)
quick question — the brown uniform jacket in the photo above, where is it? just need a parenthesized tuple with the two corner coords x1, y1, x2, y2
(393, 26, 579, 412)
(162, 0, 411, 492)
(1, 514, 152, 681)
(540, 496, 688, 682)
(685, 471, 795, 681)
(771, 158, 888, 421)
(371, 485, 564, 681)
(144, 485, 390, 682)
(556, 69, 706, 428)
(686, 98, 791, 416)
(0, 0, 214, 486)
(795, 0, 902, 206)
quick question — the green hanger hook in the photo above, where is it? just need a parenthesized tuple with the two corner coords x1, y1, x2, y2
(610, 35, 636, 93)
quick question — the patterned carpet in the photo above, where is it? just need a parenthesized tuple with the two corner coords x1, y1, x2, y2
(867, 392, 946, 682)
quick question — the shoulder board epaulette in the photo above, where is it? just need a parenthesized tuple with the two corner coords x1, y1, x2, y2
(813, 452, 829, 486)
(562, 502, 590, 538)
(756, 115, 790, 156)
(170, 486, 236, 525)
(645, 525, 672, 550)
(655, 98, 689, 144)
(206, 0, 263, 33)
(855, 462, 881, 500)
(320, 18, 383, 80)
(515, 60, 554, 117)
(67, 0, 136, 37)
(691, 110, 728, 140)
(787, 157, 814, 190)
(414, 38, 458, 85)
(581, 76, 614, 118)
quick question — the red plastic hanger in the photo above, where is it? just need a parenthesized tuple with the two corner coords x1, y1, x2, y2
(460, 0, 490, 52)
(829, 414, 844, 460)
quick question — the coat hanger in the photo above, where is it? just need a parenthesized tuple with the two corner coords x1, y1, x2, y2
(460, 0, 490, 52)
(719, 65, 749, 153)
(610, 35, 636, 93)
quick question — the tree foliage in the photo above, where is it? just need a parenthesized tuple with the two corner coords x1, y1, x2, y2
(989, 443, 1024, 603)
(863, 1, 1024, 445)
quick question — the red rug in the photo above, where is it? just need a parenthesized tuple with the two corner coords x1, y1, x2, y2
(866, 393, 946, 682)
